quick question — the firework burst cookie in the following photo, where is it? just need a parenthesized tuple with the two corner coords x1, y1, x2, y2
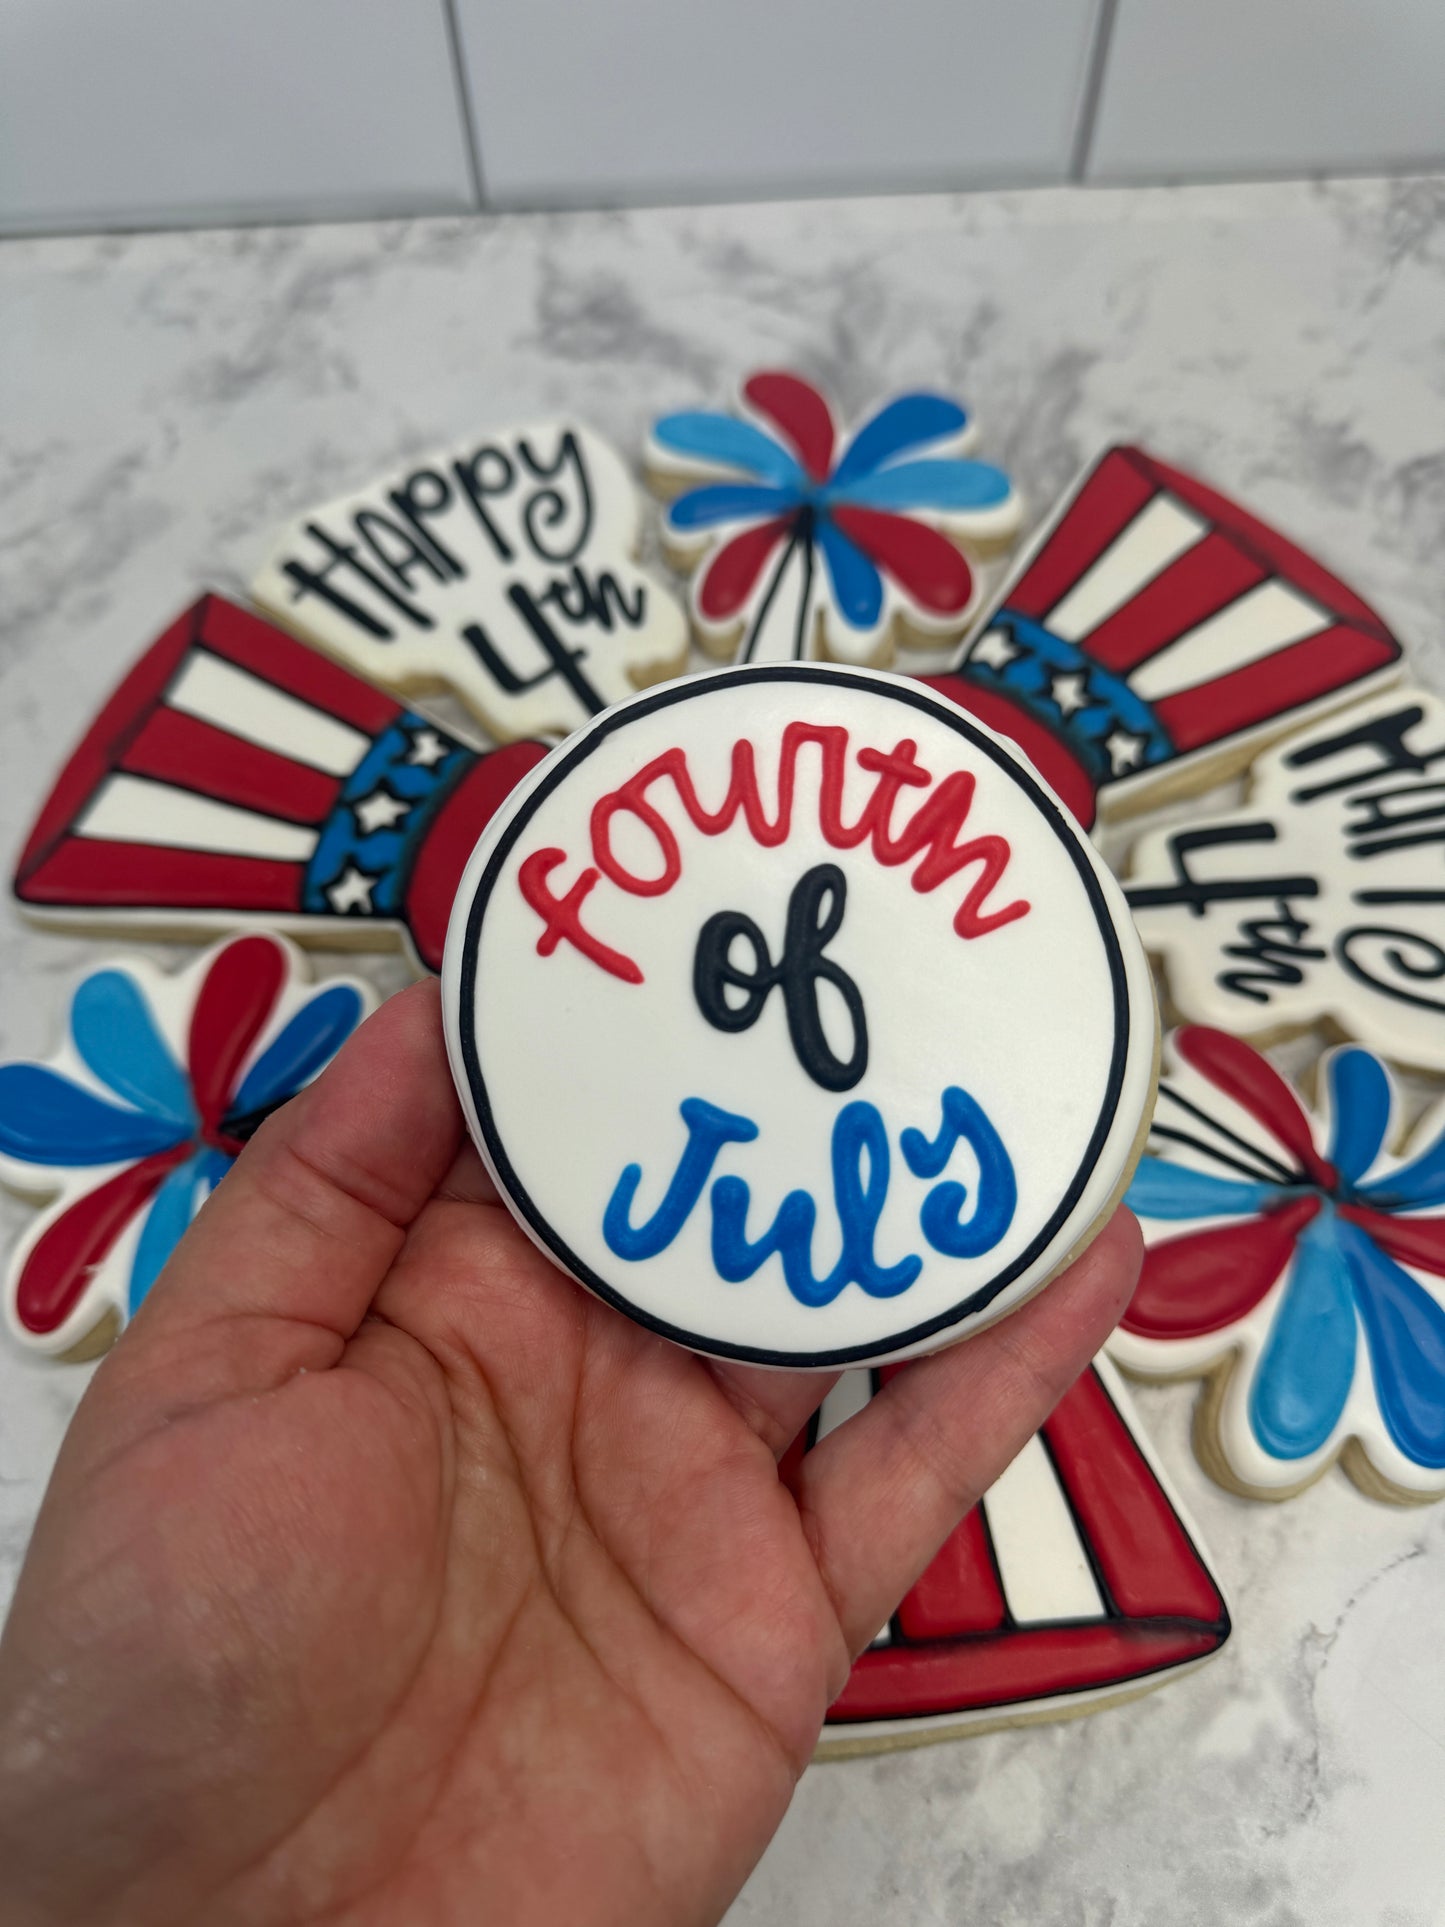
(443, 664, 1156, 1369)
(0, 934, 372, 1361)
(1111, 1026, 1445, 1503)
(645, 371, 1022, 670)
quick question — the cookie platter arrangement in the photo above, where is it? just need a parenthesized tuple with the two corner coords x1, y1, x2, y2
(4, 368, 1440, 1755)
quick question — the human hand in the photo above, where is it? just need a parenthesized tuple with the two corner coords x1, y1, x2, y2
(0, 979, 1140, 1927)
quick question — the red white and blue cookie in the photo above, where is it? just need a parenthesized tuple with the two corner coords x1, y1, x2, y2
(1112, 1026, 1445, 1503)
(12, 596, 548, 974)
(442, 664, 1156, 1369)
(925, 445, 1403, 829)
(812, 1356, 1231, 1752)
(646, 372, 1021, 670)
(0, 935, 372, 1359)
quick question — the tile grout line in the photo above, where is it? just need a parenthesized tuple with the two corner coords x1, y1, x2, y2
(441, 0, 487, 209)
(1069, 0, 1121, 183)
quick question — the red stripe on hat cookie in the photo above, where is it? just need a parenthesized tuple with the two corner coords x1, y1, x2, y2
(1155, 621, 1399, 754)
(121, 708, 341, 824)
(831, 1622, 1223, 1721)
(201, 594, 400, 735)
(894, 1506, 1008, 1639)
(1084, 529, 1265, 675)
(1044, 1363, 1226, 1622)
(1003, 449, 1155, 622)
(19, 839, 308, 915)
(819, 1359, 1230, 1746)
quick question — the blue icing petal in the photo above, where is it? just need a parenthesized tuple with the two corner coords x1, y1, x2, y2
(1250, 1209, 1358, 1460)
(194, 1146, 234, 1195)
(0, 1064, 188, 1167)
(815, 515, 883, 629)
(833, 394, 969, 484)
(666, 482, 801, 530)
(1337, 1219, 1445, 1469)
(1126, 1156, 1280, 1221)
(228, 985, 366, 1123)
(128, 1154, 207, 1312)
(1325, 1047, 1393, 1184)
(827, 459, 1012, 514)
(1358, 1113, 1445, 1211)
(651, 412, 804, 486)
(71, 971, 194, 1128)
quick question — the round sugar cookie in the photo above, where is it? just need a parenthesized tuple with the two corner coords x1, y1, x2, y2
(442, 665, 1157, 1369)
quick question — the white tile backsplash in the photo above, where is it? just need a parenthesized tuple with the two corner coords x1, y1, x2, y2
(1088, 0, 1445, 180)
(452, 0, 1102, 205)
(0, 0, 1438, 234)
(0, 0, 477, 233)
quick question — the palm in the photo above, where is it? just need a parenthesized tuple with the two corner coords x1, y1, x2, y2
(0, 985, 1138, 1927)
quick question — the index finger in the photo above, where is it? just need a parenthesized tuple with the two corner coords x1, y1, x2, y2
(129, 979, 464, 1380)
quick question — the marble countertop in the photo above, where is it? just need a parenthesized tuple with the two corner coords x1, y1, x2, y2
(4, 175, 1445, 1926)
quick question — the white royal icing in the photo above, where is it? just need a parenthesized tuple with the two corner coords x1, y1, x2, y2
(252, 423, 689, 744)
(1127, 687, 1445, 1069)
(442, 664, 1155, 1369)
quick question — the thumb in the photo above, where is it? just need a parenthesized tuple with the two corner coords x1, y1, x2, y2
(96, 978, 465, 1420)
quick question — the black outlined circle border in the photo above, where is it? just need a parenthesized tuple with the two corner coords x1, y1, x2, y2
(455, 667, 1134, 1370)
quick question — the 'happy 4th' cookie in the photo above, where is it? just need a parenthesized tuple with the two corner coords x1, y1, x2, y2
(645, 372, 1021, 670)
(442, 664, 1156, 1369)
(12, 596, 548, 974)
(1127, 688, 1445, 1071)
(252, 422, 689, 744)
(1111, 1026, 1445, 1503)
(0, 934, 372, 1360)
(924, 445, 1404, 829)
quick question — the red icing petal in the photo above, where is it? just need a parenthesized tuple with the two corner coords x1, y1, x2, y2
(188, 935, 287, 1132)
(1340, 1205, 1445, 1278)
(15, 1149, 188, 1335)
(743, 371, 835, 482)
(829, 506, 974, 616)
(1175, 1027, 1334, 1186)
(1122, 1194, 1321, 1340)
(696, 518, 792, 621)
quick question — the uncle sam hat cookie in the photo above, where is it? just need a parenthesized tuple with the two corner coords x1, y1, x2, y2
(442, 664, 1157, 1369)
(926, 445, 1403, 829)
